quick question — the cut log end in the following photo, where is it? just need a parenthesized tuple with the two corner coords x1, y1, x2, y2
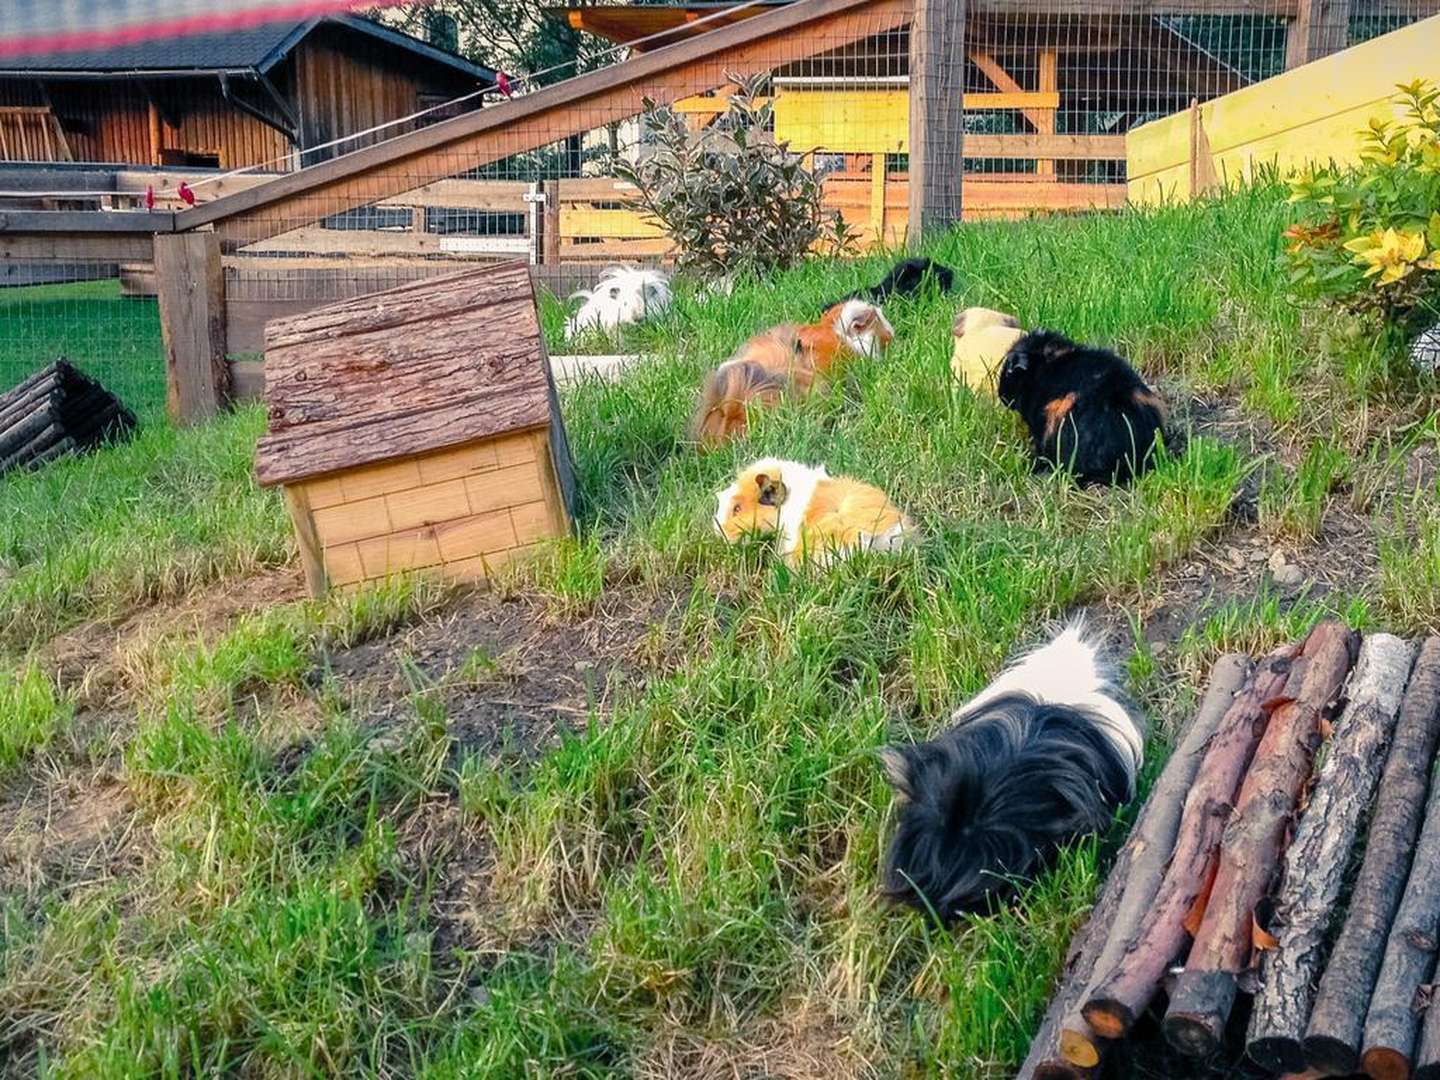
(1305, 1033, 1361, 1076)
(1164, 1010, 1226, 1059)
(1080, 999, 1133, 1041)
(1247, 1035, 1308, 1075)
(1362, 1045, 1414, 1080)
(1058, 1027, 1101, 1069)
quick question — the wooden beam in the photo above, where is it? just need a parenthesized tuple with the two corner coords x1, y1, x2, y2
(0, 209, 173, 233)
(909, 0, 966, 244)
(967, 133, 1124, 159)
(154, 231, 231, 425)
(542, 179, 561, 266)
(173, 0, 912, 249)
(1036, 50, 1059, 178)
(869, 153, 887, 240)
(0, 233, 156, 261)
(969, 50, 1052, 130)
(1286, 0, 1353, 68)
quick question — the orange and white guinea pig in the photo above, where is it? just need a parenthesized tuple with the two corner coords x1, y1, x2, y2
(950, 306, 1024, 396)
(713, 456, 916, 567)
(690, 300, 894, 449)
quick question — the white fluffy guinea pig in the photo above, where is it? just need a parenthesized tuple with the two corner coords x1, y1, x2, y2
(566, 266, 672, 338)
(951, 306, 1024, 396)
(713, 456, 916, 568)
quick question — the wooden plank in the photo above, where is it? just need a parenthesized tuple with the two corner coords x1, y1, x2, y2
(560, 206, 664, 239)
(0, 233, 155, 261)
(969, 49, 1051, 130)
(1036, 50, 1059, 178)
(909, 0, 967, 242)
(869, 153, 887, 239)
(542, 178, 561, 266)
(154, 231, 231, 425)
(1286, 0, 1353, 69)
(0, 208, 172, 233)
(231, 358, 264, 402)
(283, 484, 328, 597)
(173, 0, 913, 248)
(1128, 14, 1440, 203)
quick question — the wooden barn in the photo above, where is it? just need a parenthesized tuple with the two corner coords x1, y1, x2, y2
(0, 15, 497, 169)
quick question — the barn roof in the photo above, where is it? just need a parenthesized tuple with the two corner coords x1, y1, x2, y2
(0, 14, 497, 82)
(254, 262, 555, 488)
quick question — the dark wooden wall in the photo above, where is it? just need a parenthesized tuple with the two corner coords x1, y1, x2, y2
(0, 24, 482, 169)
(290, 25, 479, 163)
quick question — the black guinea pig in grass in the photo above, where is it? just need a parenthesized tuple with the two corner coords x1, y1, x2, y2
(996, 330, 1166, 486)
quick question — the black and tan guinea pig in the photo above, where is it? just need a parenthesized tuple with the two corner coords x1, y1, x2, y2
(879, 618, 1144, 919)
(996, 330, 1166, 486)
(825, 256, 956, 309)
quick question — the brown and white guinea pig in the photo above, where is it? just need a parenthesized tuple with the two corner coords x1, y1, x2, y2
(712, 457, 916, 567)
(996, 330, 1166, 486)
(690, 300, 894, 449)
(950, 307, 1025, 396)
(880, 618, 1145, 919)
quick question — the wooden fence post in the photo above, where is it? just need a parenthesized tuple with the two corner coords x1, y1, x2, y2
(154, 230, 230, 424)
(1286, 0, 1352, 69)
(907, 0, 966, 246)
(543, 179, 561, 266)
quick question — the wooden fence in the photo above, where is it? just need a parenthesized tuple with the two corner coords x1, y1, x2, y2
(1127, 13, 1440, 204)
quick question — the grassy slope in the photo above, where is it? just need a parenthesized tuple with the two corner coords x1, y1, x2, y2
(2, 189, 1438, 1078)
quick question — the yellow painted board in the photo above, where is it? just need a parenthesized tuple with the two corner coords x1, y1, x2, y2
(775, 88, 1060, 155)
(560, 207, 664, 240)
(1128, 14, 1440, 200)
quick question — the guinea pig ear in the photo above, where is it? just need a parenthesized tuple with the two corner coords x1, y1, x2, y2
(755, 473, 788, 507)
(878, 747, 912, 797)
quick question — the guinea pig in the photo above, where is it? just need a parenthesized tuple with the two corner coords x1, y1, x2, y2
(880, 618, 1144, 919)
(950, 307, 1024, 395)
(825, 256, 956, 308)
(566, 266, 672, 338)
(996, 330, 1166, 486)
(713, 456, 916, 567)
(690, 300, 893, 449)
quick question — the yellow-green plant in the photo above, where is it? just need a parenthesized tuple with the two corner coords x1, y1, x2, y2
(1284, 80, 1440, 327)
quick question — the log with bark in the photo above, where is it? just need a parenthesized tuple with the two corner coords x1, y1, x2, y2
(1415, 975, 1440, 1080)
(1046, 653, 1254, 1073)
(1306, 638, 1440, 1075)
(1081, 643, 1299, 1042)
(0, 359, 136, 476)
(1245, 633, 1416, 1074)
(1361, 742, 1440, 1080)
(1163, 620, 1358, 1059)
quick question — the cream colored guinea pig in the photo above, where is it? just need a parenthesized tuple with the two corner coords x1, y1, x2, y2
(713, 456, 916, 568)
(951, 306, 1024, 396)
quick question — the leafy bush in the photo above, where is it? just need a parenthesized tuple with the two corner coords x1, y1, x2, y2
(612, 72, 853, 279)
(1284, 80, 1440, 327)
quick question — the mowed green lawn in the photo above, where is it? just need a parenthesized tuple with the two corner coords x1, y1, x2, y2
(1, 188, 1437, 1078)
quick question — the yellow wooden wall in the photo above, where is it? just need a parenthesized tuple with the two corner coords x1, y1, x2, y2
(1127, 14, 1440, 204)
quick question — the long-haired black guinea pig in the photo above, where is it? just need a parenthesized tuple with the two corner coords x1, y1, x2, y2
(996, 330, 1166, 485)
(825, 257, 955, 309)
(879, 619, 1144, 920)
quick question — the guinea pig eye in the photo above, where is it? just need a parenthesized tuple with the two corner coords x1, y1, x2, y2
(609, 287, 621, 299)
(733, 502, 742, 515)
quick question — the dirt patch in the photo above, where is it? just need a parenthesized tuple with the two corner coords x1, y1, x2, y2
(0, 768, 142, 902)
(39, 568, 305, 706)
(635, 1000, 877, 1080)
(323, 585, 682, 761)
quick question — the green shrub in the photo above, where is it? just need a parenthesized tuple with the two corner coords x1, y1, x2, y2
(612, 72, 853, 279)
(1284, 79, 1440, 329)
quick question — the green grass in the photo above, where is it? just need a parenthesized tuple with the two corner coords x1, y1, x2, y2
(0, 279, 165, 415)
(1, 187, 1433, 1078)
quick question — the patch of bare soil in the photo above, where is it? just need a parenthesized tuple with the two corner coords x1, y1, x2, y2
(39, 568, 305, 706)
(322, 585, 682, 761)
(0, 767, 142, 903)
(635, 1000, 878, 1080)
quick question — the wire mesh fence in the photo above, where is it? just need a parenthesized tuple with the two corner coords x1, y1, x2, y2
(0, 0, 1437, 418)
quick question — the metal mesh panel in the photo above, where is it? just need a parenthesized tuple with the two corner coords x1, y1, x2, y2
(1, 0, 1437, 417)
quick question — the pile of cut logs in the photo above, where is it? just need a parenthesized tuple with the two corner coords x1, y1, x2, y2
(1021, 620, 1440, 1079)
(0, 360, 136, 476)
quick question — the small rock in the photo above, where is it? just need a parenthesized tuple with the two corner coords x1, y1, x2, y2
(1268, 550, 1304, 586)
